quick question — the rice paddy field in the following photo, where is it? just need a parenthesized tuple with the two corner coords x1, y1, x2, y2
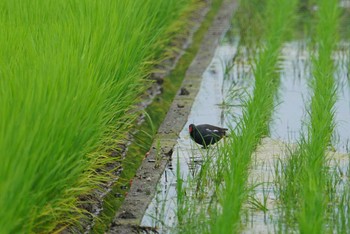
(142, 0, 350, 233)
(0, 0, 200, 232)
(2, 0, 350, 233)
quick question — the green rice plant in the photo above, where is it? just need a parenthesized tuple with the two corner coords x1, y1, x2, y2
(332, 157, 350, 232)
(174, 0, 298, 233)
(247, 182, 270, 214)
(0, 0, 195, 232)
(294, 0, 317, 40)
(90, 1, 229, 232)
(230, 0, 266, 47)
(275, 0, 340, 232)
(325, 160, 348, 232)
(274, 145, 303, 229)
(339, 3, 350, 40)
(298, 0, 339, 231)
(175, 144, 226, 233)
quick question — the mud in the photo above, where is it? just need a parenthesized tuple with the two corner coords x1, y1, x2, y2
(108, 0, 237, 233)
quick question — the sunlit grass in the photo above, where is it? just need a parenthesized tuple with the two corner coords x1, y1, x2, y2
(0, 0, 195, 232)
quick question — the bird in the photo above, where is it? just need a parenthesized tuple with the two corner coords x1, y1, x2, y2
(189, 124, 228, 148)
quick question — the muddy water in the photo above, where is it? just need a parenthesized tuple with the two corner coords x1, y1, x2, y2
(141, 39, 350, 232)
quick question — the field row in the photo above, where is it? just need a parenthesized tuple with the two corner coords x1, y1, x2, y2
(171, 0, 350, 233)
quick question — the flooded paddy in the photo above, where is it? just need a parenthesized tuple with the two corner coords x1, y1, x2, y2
(140, 36, 350, 232)
(141, 43, 239, 231)
(271, 41, 350, 153)
(4, 0, 349, 232)
(134, 0, 350, 233)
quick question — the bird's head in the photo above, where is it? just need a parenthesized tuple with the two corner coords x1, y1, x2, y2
(189, 124, 195, 133)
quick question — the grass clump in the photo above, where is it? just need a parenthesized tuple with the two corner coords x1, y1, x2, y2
(0, 0, 196, 232)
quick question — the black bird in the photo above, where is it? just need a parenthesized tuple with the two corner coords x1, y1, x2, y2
(189, 124, 228, 148)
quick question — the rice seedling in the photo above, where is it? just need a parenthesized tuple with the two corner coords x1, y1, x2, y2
(332, 156, 350, 232)
(229, 0, 266, 47)
(0, 0, 197, 232)
(275, 0, 340, 232)
(170, 0, 350, 232)
(91, 0, 227, 231)
(172, 0, 298, 233)
(209, 0, 298, 231)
